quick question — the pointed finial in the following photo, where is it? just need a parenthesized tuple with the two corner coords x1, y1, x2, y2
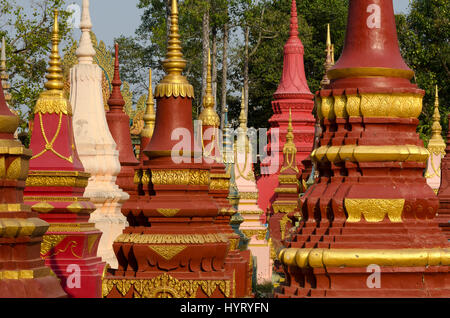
(239, 88, 247, 129)
(34, 9, 71, 115)
(199, 49, 220, 127)
(76, 0, 96, 64)
(428, 85, 446, 154)
(326, 23, 331, 47)
(44, 10, 64, 91)
(141, 69, 156, 138)
(289, 0, 299, 38)
(107, 43, 125, 111)
(155, 0, 194, 99)
(321, 23, 334, 87)
(1, 37, 11, 103)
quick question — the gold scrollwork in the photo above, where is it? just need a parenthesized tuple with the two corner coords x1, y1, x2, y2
(102, 273, 231, 298)
(316, 92, 423, 120)
(25, 171, 90, 188)
(148, 245, 187, 260)
(344, 198, 404, 223)
(156, 208, 180, 217)
(241, 229, 267, 241)
(114, 233, 228, 244)
(151, 169, 209, 186)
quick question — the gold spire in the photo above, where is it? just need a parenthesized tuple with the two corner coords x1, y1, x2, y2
(199, 49, 220, 127)
(239, 88, 247, 129)
(155, 0, 194, 99)
(427, 85, 446, 154)
(326, 23, 331, 48)
(34, 10, 72, 115)
(281, 108, 299, 173)
(1, 37, 11, 103)
(141, 69, 156, 139)
(321, 24, 335, 87)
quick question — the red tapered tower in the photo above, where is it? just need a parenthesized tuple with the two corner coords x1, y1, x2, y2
(257, 0, 315, 216)
(106, 43, 140, 196)
(276, 0, 449, 298)
(103, 0, 243, 298)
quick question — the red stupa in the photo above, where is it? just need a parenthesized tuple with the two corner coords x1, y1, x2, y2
(102, 0, 247, 298)
(257, 0, 315, 217)
(23, 10, 104, 298)
(276, 0, 449, 298)
(0, 58, 66, 298)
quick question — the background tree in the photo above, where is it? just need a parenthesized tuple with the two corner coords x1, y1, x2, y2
(396, 0, 450, 145)
(0, 0, 73, 137)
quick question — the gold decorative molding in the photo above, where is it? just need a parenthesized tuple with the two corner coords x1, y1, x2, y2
(280, 214, 292, 240)
(278, 174, 299, 185)
(102, 273, 231, 298)
(25, 170, 90, 188)
(274, 187, 298, 194)
(0, 217, 48, 238)
(317, 92, 422, 120)
(0, 267, 53, 280)
(31, 202, 55, 213)
(279, 248, 450, 269)
(151, 169, 209, 186)
(345, 198, 404, 223)
(272, 201, 298, 214)
(241, 229, 267, 241)
(47, 222, 97, 232)
(0, 204, 31, 213)
(210, 178, 230, 191)
(149, 245, 187, 260)
(312, 144, 429, 163)
(156, 208, 180, 217)
(115, 233, 228, 244)
(239, 192, 259, 200)
(40, 234, 67, 256)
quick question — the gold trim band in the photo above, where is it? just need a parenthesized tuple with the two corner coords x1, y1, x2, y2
(279, 248, 450, 268)
(312, 145, 429, 163)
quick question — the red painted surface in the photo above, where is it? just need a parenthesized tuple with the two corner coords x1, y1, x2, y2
(106, 44, 139, 199)
(104, 49, 251, 297)
(276, 0, 450, 298)
(257, 0, 315, 216)
(437, 115, 450, 239)
(23, 97, 103, 297)
(0, 84, 67, 298)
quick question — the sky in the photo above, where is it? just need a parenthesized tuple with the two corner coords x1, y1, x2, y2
(66, 0, 413, 47)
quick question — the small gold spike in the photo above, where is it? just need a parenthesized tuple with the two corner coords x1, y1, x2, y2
(141, 69, 156, 138)
(199, 49, 220, 127)
(239, 88, 247, 129)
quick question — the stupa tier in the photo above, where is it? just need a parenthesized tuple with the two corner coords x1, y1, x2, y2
(199, 51, 253, 297)
(23, 10, 103, 298)
(234, 89, 272, 284)
(70, 0, 129, 269)
(276, 0, 450, 298)
(437, 86, 450, 239)
(102, 0, 249, 298)
(257, 0, 315, 215)
(0, 59, 66, 298)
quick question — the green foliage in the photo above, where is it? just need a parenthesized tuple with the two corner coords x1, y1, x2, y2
(241, 0, 348, 129)
(254, 281, 274, 298)
(0, 0, 73, 134)
(396, 0, 450, 144)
